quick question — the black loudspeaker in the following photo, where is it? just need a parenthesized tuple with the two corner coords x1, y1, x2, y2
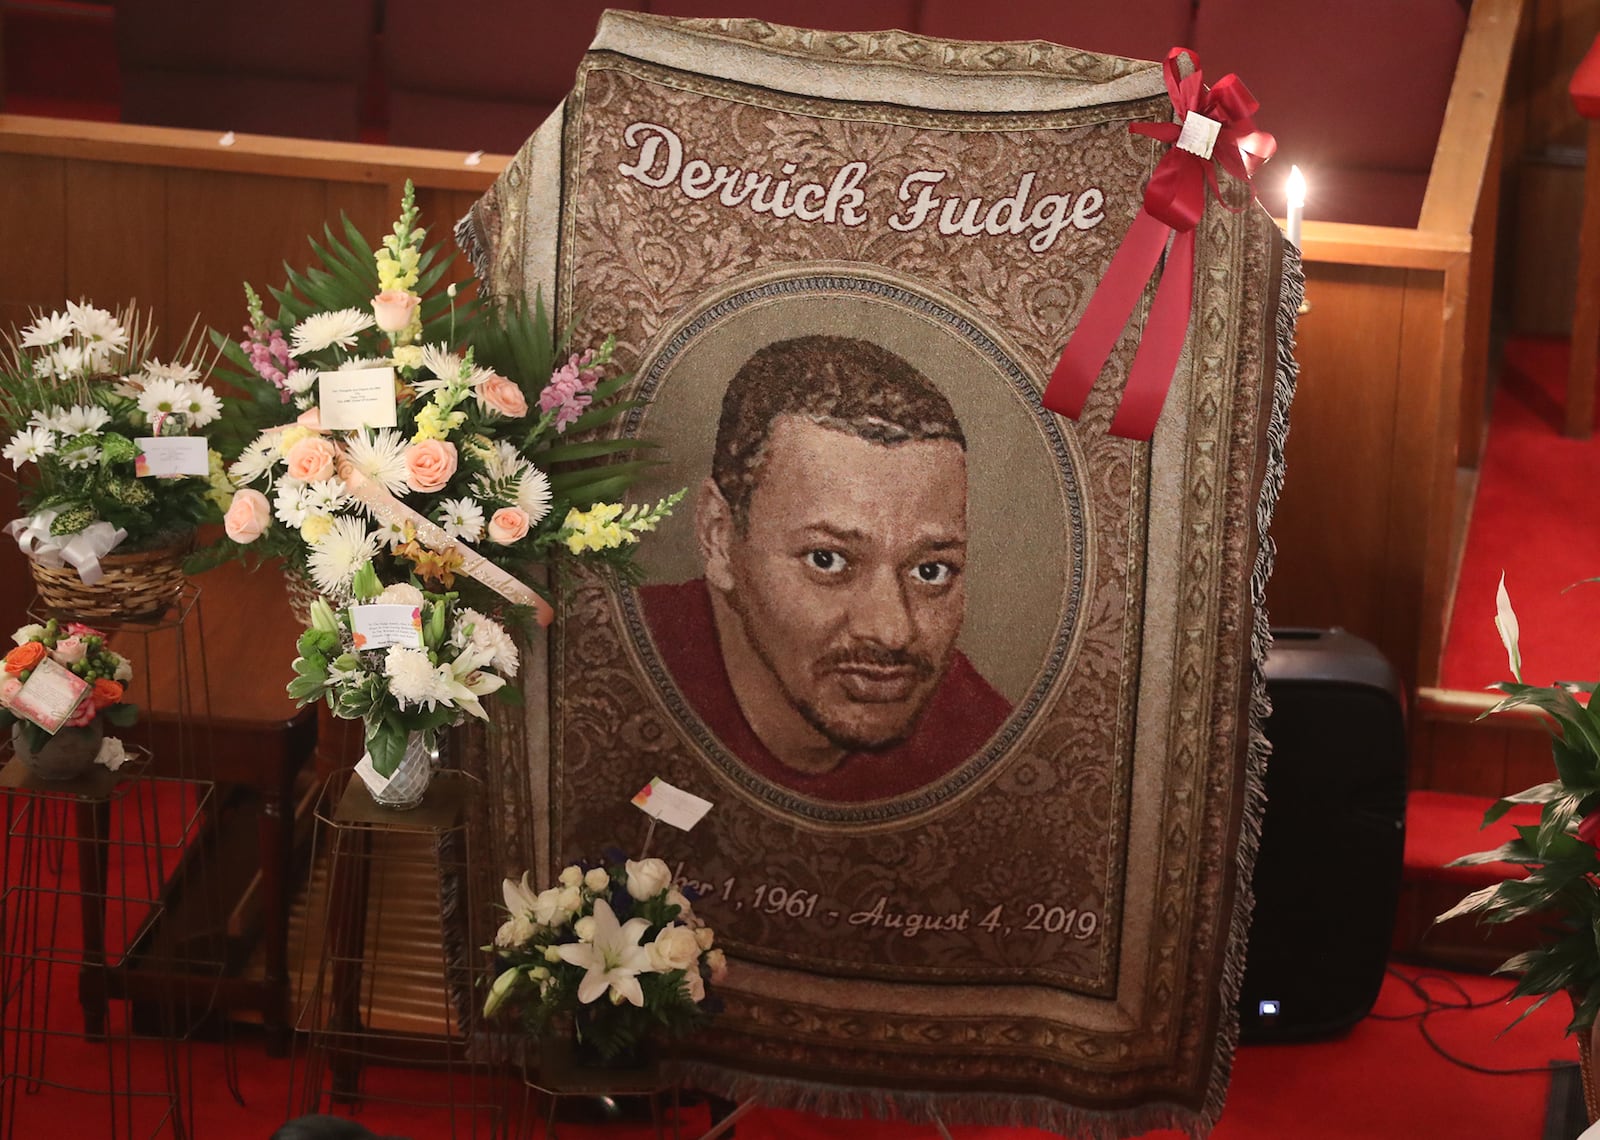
(1236, 628, 1408, 1043)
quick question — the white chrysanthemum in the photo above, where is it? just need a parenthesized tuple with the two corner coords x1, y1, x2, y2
(58, 440, 100, 469)
(341, 356, 391, 371)
(137, 377, 186, 422)
(66, 302, 129, 353)
(229, 435, 281, 486)
(59, 404, 111, 435)
(290, 309, 375, 357)
(285, 367, 318, 395)
(19, 311, 72, 349)
(436, 497, 485, 542)
(273, 479, 309, 528)
(516, 466, 553, 524)
(3, 427, 55, 469)
(419, 343, 464, 383)
(384, 645, 451, 711)
(177, 382, 222, 427)
(306, 515, 381, 601)
(450, 607, 519, 679)
(303, 479, 351, 515)
(140, 359, 202, 385)
(344, 429, 409, 496)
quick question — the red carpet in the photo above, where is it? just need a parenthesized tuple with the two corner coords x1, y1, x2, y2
(1440, 336, 1600, 691)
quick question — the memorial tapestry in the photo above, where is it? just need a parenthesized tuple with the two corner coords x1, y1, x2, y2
(459, 13, 1301, 1136)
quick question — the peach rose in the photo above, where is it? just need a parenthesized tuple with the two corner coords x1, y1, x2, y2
(476, 373, 528, 419)
(487, 507, 530, 545)
(224, 488, 273, 544)
(285, 436, 338, 483)
(403, 439, 458, 493)
(372, 290, 419, 333)
(4, 641, 46, 676)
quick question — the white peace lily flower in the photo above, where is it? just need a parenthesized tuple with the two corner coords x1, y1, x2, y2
(66, 302, 128, 352)
(305, 514, 381, 601)
(60, 404, 111, 435)
(141, 359, 201, 385)
(289, 308, 375, 356)
(137, 377, 186, 423)
(229, 435, 281, 486)
(436, 496, 485, 543)
(344, 429, 410, 497)
(274, 479, 309, 527)
(177, 382, 223, 427)
(3, 427, 55, 469)
(555, 898, 654, 1006)
(1495, 572, 1522, 685)
(19, 311, 73, 349)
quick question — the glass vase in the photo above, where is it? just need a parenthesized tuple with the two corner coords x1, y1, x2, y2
(13, 721, 103, 781)
(366, 731, 435, 810)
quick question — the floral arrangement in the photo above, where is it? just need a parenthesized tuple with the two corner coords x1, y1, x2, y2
(211, 182, 680, 615)
(483, 855, 726, 1062)
(1439, 575, 1600, 1032)
(285, 564, 518, 776)
(1, 617, 137, 759)
(0, 302, 228, 572)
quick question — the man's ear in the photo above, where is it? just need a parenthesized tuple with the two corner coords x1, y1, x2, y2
(697, 477, 736, 593)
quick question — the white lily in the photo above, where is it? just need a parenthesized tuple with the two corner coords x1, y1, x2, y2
(503, 872, 539, 919)
(1494, 572, 1522, 684)
(555, 897, 653, 1006)
(483, 966, 525, 1018)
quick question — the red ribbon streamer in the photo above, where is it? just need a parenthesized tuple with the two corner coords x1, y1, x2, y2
(1043, 48, 1276, 440)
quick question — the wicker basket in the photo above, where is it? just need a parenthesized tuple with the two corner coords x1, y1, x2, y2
(28, 539, 191, 622)
(284, 564, 319, 628)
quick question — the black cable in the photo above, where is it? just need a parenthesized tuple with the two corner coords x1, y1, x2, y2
(1374, 966, 1574, 1076)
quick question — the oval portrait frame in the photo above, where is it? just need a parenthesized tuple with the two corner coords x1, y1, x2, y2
(615, 265, 1090, 825)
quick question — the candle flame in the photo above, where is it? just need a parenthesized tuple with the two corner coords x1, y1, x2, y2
(1286, 165, 1307, 209)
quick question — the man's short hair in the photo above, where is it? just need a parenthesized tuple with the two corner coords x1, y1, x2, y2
(711, 335, 966, 526)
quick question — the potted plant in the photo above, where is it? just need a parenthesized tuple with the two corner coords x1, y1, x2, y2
(1, 617, 137, 780)
(0, 302, 229, 619)
(483, 855, 726, 1069)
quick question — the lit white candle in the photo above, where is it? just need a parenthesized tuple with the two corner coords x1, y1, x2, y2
(1286, 165, 1306, 249)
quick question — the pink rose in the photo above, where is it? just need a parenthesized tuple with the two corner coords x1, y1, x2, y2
(476, 373, 528, 419)
(224, 488, 273, 543)
(66, 698, 97, 728)
(50, 636, 87, 665)
(403, 439, 458, 493)
(372, 290, 419, 333)
(487, 507, 530, 545)
(285, 436, 338, 483)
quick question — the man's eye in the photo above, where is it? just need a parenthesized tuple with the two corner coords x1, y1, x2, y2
(912, 561, 955, 585)
(807, 550, 846, 573)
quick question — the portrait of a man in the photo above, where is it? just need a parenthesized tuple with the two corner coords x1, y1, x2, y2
(638, 334, 1013, 803)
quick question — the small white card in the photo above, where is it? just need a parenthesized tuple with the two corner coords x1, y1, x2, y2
(318, 367, 398, 430)
(354, 753, 391, 796)
(1175, 110, 1221, 161)
(9, 657, 90, 735)
(349, 604, 424, 651)
(631, 777, 713, 832)
(135, 436, 209, 477)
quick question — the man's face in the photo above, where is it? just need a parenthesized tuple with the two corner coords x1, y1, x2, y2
(705, 415, 969, 753)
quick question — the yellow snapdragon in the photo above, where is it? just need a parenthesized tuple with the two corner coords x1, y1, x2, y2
(561, 503, 637, 554)
(412, 402, 466, 443)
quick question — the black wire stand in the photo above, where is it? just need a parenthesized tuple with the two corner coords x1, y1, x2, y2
(289, 766, 507, 1137)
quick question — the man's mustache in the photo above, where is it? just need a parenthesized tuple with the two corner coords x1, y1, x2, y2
(816, 644, 936, 678)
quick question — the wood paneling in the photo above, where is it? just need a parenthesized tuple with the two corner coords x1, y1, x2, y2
(0, 152, 66, 326)
(1510, 156, 1585, 336)
(64, 160, 168, 341)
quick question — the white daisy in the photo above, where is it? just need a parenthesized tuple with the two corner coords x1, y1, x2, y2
(344, 429, 409, 497)
(229, 435, 280, 486)
(19, 311, 72, 349)
(84, 343, 119, 376)
(273, 479, 309, 528)
(450, 607, 519, 679)
(60, 404, 111, 435)
(177, 382, 222, 427)
(516, 466, 553, 524)
(141, 360, 202, 385)
(436, 497, 485, 543)
(290, 309, 375, 357)
(66, 302, 129, 353)
(29, 407, 70, 433)
(2, 427, 55, 469)
(58, 440, 100, 469)
(375, 517, 409, 548)
(306, 515, 381, 602)
(137, 378, 186, 423)
(384, 645, 451, 711)
(285, 367, 318, 396)
(42, 344, 88, 380)
(303, 479, 351, 515)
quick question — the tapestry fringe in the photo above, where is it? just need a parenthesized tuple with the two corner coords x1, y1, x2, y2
(1196, 242, 1305, 1128)
(456, 205, 492, 285)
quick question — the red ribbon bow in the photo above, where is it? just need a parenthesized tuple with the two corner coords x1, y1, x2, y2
(1043, 48, 1276, 440)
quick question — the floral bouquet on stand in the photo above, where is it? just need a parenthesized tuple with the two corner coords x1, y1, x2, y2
(209, 181, 679, 624)
(285, 562, 519, 807)
(0, 303, 230, 618)
(1, 617, 137, 780)
(483, 855, 726, 1067)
